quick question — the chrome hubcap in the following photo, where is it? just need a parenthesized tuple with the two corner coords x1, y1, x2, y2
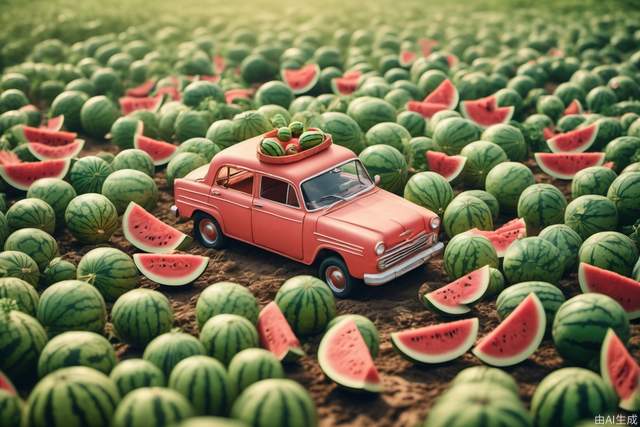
(199, 219, 218, 245)
(325, 266, 346, 291)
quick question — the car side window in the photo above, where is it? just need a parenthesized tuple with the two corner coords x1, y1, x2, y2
(215, 166, 254, 195)
(260, 176, 299, 208)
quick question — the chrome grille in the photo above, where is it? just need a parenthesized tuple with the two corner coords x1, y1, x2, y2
(377, 232, 434, 270)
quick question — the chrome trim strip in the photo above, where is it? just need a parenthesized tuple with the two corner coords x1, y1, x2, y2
(364, 242, 444, 286)
(313, 232, 364, 251)
(316, 238, 364, 256)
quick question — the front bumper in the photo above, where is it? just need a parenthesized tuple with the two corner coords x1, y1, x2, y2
(363, 241, 444, 286)
(170, 205, 179, 217)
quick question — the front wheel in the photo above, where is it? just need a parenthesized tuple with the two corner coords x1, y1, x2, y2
(193, 212, 227, 249)
(318, 256, 360, 298)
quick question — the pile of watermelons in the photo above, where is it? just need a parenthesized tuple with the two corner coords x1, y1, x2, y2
(0, 0, 639, 425)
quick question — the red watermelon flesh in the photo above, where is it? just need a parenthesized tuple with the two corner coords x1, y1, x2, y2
(447, 54, 459, 68)
(317, 318, 381, 392)
(155, 86, 181, 101)
(563, 99, 583, 115)
(423, 265, 490, 315)
(257, 301, 304, 362)
(546, 123, 598, 153)
(342, 70, 362, 80)
(578, 263, 640, 320)
(0, 371, 16, 395)
(600, 328, 640, 411)
(22, 126, 77, 146)
(407, 101, 449, 118)
(331, 77, 359, 96)
(464, 226, 526, 257)
(0, 159, 70, 191)
(28, 140, 84, 160)
(426, 150, 466, 182)
(281, 64, 320, 94)
(497, 218, 527, 233)
(119, 95, 163, 115)
(44, 115, 64, 131)
(225, 88, 254, 104)
(0, 151, 21, 165)
(535, 152, 605, 180)
(134, 135, 177, 166)
(419, 38, 438, 57)
(214, 55, 226, 75)
(122, 202, 189, 254)
(133, 253, 208, 286)
(473, 293, 546, 366)
(542, 127, 556, 140)
(391, 318, 479, 364)
(197, 75, 221, 84)
(126, 80, 156, 97)
(399, 50, 417, 67)
(424, 79, 459, 109)
(603, 161, 615, 169)
(460, 96, 514, 128)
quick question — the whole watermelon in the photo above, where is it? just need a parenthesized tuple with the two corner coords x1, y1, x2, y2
(516, 183, 567, 235)
(101, 169, 158, 214)
(112, 289, 173, 348)
(485, 162, 535, 213)
(404, 171, 453, 216)
(199, 314, 259, 365)
(359, 145, 408, 194)
(275, 275, 336, 336)
(37, 331, 117, 377)
(80, 95, 120, 138)
(433, 117, 480, 155)
(502, 237, 563, 284)
(578, 231, 638, 277)
(196, 282, 259, 328)
(443, 195, 493, 238)
(443, 233, 499, 279)
(109, 358, 165, 397)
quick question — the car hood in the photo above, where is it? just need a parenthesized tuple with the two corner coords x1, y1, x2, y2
(317, 189, 428, 248)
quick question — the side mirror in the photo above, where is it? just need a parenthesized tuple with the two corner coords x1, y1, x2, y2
(374, 175, 381, 185)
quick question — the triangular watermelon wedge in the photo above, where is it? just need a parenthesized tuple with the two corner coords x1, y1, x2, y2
(463, 225, 526, 257)
(418, 38, 438, 57)
(27, 139, 84, 160)
(119, 95, 164, 115)
(391, 318, 478, 364)
(44, 115, 64, 131)
(472, 293, 546, 366)
(407, 101, 450, 118)
(318, 318, 382, 392)
(0, 159, 70, 191)
(563, 99, 583, 116)
(281, 64, 320, 95)
(331, 77, 359, 96)
(257, 301, 304, 362)
(422, 265, 490, 315)
(225, 88, 254, 104)
(399, 50, 417, 67)
(578, 263, 640, 320)
(460, 96, 514, 128)
(133, 253, 208, 286)
(542, 127, 556, 140)
(126, 80, 156, 97)
(123, 202, 190, 253)
(134, 134, 177, 166)
(424, 79, 459, 110)
(426, 150, 466, 182)
(0, 371, 16, 395)
(22, 126, 77, 146)
(535, 152, 605, 180)
(546, 123, 598, 153)
(0, 151, 21, 165)
(601, 328, 640, 411)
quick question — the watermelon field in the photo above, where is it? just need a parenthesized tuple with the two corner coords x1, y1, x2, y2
(1, 0, 640, 426)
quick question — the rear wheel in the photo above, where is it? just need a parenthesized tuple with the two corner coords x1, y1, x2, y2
(193, 212, 227, 249)
(318, 256, 360, 298)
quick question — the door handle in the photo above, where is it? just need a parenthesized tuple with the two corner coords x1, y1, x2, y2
(253, 202, 263, 208)
(211, 190, 220, 196)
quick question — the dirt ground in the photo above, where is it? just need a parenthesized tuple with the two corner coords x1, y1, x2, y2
(51, 145, 639, 427)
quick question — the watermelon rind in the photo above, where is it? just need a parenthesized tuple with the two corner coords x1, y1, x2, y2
(27, 139, 84, 160)
(134, 134, 177, 166)
(600, 328, 640, 411)
(424, 79, 459, 110)
(0, 159, 70, 191)
(391, 318, 478, 364)
(423, 265, 490, 315)
(546, 123, 599, 153)
(472, 293, 546, 367)
(122, 202, 189, 253)
(535, 152, 605, 180)
(257, 301, 304, 362)
(578, 262, 640, 320)
(133, 253, 208, 286)
(460, 99, 514, 129)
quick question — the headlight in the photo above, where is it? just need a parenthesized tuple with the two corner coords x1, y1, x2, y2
(430, 217, 441, 230)
(375, 241, 385, 256)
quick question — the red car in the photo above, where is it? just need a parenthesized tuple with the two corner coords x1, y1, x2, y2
(172, 134, 443, 297)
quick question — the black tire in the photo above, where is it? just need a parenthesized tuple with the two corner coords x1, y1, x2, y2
(318, 256, 360, 298)
(193, 212, 227, 249)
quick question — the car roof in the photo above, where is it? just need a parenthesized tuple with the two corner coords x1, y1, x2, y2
(213, 135, 358, 183)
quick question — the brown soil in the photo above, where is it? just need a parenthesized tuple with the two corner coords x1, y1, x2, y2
(48, 144, 639, 427)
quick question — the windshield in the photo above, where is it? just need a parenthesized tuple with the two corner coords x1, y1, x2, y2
(301, 160, 374, 210)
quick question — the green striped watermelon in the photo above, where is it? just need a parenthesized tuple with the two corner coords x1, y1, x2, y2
(571, 166, 617, 198)
(166, 152, 207, 189)
(407, 137, 441, 172)
(175, 137, 220, 162)
(199, 314, 259, 365)
(459, 141, 508, 188)
(443, 195, 493, 238)
(101, 169, 158, 214)
(37, 280, 107, 336)
(232, 110, 273, 141)
(4, 228, 58, 272)
(23, 366, 121, 427)
(0, 277, 38, 315)
(112, 387, 194, 427)
(77, 247, 139, 302)
(37, 331, 117, 377)
(319, 112, 365, 154)
(111, 289, 173, 348)
(206, 119, 237, 149)
(503, 237, 563, 284)
(228, 348, 284, 393)
(6, 198, 56, 234)
(274, 275, 336, 336)
(111, 149, 155, 176)
(346, 97, 396, 132)
(443, 233, 499, 279)
(481, 123, 527, 162)
(0, 251, 40, 286)
(69, 156, 113, 194)
(458, 190, 500, 220)
(538, 224, 583, 274)
(109, 359, 165, 397)
(260, 138, 285, 156)
(531, 368, 617, 427)
(80, 95, 120, 138)
(433, 117, 480, 155)
(607, 172, 640, 226)
(450, 366, 519, 394)
(196, 282, 259, 329)
(578, 231, 638, 277)
(404, 171, 453, 216)
(231, 379, 317, 427)
(326, 314, 380, 358)
(142, 331, 206, 377)
(552, 293, 630, 367)
(564, 195, 618, 240)
(26, 178, 77, 227)
(486, 267, 506, 297)
(516, 183, 567, 235)
(365, 122, 411, 153)
(496, 281, 565, 330)
(485, 162, 535, 213)
(0, 388, 22, 427)
(169, 355, 234, 416)
(110, 116, 143, 149)
(358, 145, 408, 194)
(64, 193, 119, 244)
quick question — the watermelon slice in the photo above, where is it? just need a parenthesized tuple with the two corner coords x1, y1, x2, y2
(281, 64, 320, 95)
(418, 38, 438, 57)
(133, 253, 208, 286)
(423, 265, 490, 315)
(464, 226, 526, 257)
(213, 55, 226, 75)
(197, 75, 221, 84)
(0, 151, 21, 165)
(126, 80, 156, 97)
(546, 123, 598, 153)
(331, 77, 359, 96)
(399, 50, 417, 67)
(22, 126, 77, 146)
(424, 79, 459, 110)
(472, 293, 546, 366)
(0, 159, 70, 191)
(342, 70, 362, 80)
(425, 150, 466, 182)
(317, 318, 381, 392)
(542, 127, 556, 140)
(460, 96, 514, 128)
(225, 88, 254, 104)
(406, 101, 450, 118)
(257, 301, 304, 362)
(600, 328, 640, 411)
(44, 115, 64, 131)
(535, 152, 605, 180)
(119, 95, 164, 115)
(134, 134, 177, 166)
(497, 218, 526, 233)
(563, 99, 583, 115)
(155, 86, 181, 101)
(0, 371, 16, 395)
(27, 139, 84, 160)
(391, 318, 479, 364)
(578, 263, 640, 320)
(122, 202, 190, 253)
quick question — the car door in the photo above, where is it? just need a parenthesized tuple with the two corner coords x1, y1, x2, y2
(252, 175, 305, 259)
(210, 165, 254, 243)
